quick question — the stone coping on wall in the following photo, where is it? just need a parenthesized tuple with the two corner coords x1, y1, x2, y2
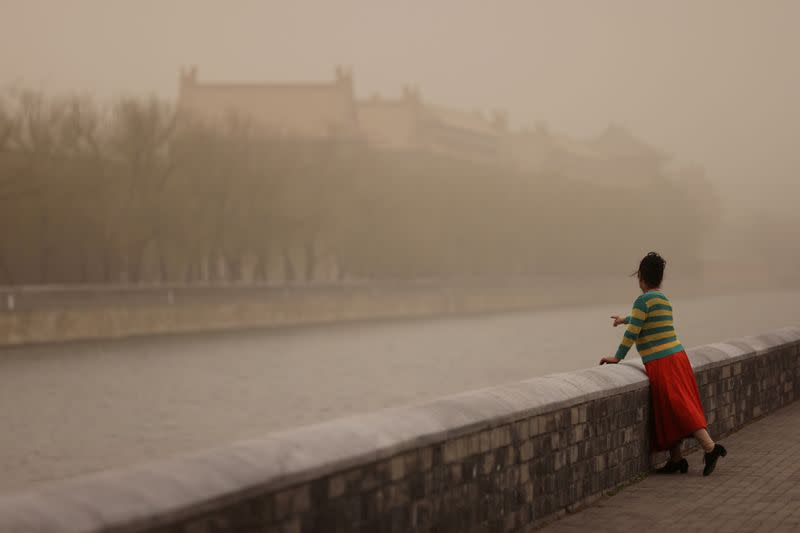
(0, 326, 798, 533)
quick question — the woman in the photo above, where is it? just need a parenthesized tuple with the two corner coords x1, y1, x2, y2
(599, 252, 727, 476)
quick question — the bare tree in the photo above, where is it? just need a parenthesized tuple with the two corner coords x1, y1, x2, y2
(106, 97, 177, 282)
(0, 88, 719, 285)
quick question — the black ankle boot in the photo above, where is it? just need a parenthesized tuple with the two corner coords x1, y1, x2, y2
(703, 444, 727, 476)
(656, 458, 689, 474)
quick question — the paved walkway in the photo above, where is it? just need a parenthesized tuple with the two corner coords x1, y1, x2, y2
(544, 401, 800, 532)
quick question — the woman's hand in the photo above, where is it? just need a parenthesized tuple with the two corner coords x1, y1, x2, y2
(599, 357, 621, 365)
(610, 315, 626, 327)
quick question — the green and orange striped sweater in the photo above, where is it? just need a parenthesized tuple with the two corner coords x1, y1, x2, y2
(615, 290, 685, 363)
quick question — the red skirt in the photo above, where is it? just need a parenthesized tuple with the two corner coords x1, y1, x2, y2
(645, 350, 708, 451)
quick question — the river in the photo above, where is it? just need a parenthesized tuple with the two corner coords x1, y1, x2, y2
(0, 288, 796, 493)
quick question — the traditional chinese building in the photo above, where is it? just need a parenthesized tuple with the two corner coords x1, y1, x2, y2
(509, 123, 669, 185)
(176, 67, 666, 174)
(177, 67, 508, 164)
(177, 66, 360, 138)
(357, 87, 508, 163)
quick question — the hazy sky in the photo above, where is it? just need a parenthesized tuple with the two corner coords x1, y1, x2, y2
(1, 0, 798, 211)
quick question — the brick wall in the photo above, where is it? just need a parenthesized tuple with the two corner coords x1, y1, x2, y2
(0, 327, 797, 532)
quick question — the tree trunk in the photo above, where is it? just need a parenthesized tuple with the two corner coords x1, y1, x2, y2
(0, 251, 12, 285)
(304, 241, 316, 282)
(283, 245, 295, 282)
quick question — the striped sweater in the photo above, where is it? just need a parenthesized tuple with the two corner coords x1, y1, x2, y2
(614, 290, 685, 363)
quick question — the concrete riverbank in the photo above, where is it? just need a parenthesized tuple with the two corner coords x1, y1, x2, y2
(0, 275, 778, 347)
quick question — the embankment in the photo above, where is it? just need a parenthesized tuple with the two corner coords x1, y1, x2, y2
(0, 276, 766, 346)
(0, 327, 797, 532)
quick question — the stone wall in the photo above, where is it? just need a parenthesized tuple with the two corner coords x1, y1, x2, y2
(0, 278, 641, 347)
(0, 327, 798, 532)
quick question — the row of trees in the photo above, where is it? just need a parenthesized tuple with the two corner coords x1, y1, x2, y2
(0, 89, 717, 285)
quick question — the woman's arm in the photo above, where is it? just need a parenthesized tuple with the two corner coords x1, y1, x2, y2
(604, 296, 647, 364)
(610, 315, 630, 327)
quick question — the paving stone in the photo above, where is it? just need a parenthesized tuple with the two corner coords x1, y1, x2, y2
(543, 401, 800, 533)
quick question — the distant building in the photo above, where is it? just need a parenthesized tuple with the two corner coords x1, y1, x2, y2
(177, 66, 360, 138)
(176, 67, 666, 174)
(357, 87, 508, 164)
(509, 123, 669, 184)
(177, 67, 507, 164)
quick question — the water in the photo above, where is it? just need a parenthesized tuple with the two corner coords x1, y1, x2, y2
(0, 288, 796, 493)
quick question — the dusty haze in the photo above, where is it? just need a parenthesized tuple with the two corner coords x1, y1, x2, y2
(2, 0, 798, 213)
(2, 0, 800, 498)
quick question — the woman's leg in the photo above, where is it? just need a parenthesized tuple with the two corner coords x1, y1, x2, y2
(697, 429, 727, 476)
(669, 443, 683, 462)
(693, 428, 715, 453)
(656, 441, 688, 473)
